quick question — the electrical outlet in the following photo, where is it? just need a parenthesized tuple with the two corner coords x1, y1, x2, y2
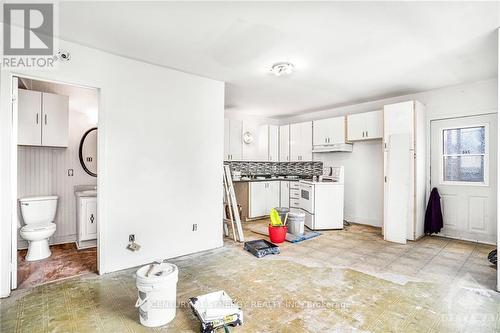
(68, 169, 74, 176)
(129, 234, 135, 242)
(192, 224, 198, 231)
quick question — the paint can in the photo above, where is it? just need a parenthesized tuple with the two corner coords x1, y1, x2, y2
(135, 262, 178, 327)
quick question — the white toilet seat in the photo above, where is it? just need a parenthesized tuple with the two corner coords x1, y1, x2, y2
(21, 222, 56, 232)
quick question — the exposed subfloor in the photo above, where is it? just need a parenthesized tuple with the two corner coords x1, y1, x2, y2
(17, 243, 97, 289)
(1, 221, 498, 332)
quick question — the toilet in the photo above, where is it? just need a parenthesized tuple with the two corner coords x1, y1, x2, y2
(19, 196, 58, 261)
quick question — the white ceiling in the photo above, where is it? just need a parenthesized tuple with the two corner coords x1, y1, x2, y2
(58, 2, 499, 118)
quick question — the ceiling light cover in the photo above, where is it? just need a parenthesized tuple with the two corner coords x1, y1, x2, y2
(270, 62, 294, 76)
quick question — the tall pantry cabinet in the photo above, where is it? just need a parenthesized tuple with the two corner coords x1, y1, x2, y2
(383, 101, 426, 244)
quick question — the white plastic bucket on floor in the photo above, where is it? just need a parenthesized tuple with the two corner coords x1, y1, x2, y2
(287, 211, 305, 235)
(135, 262, 179, 327)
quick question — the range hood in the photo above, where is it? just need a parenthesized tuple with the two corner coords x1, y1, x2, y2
(312, 143, 353, 153)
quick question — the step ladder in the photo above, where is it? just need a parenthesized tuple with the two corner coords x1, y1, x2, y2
(223, 165, 244, 242)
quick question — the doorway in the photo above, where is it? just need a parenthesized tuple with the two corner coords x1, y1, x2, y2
(430, 113, 497, 244)
(12, 76, 99, 289)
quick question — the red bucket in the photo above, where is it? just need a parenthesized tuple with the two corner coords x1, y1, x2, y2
(268, 225, 287, 244)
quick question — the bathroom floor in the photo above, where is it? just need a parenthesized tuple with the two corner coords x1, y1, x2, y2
(17, 243, 97, 289)
(2, 221, 498, 332)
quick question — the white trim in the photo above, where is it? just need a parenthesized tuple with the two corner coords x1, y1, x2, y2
(7, 75, 104, 296)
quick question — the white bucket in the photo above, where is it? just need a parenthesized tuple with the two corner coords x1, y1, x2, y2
(135, 263, 179, 327)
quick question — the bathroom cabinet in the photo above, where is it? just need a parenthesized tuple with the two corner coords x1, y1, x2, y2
(76, 196, 97, 249)
(18, 89, 69, 147)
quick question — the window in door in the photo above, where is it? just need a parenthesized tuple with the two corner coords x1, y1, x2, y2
(441, 125, 488, 184)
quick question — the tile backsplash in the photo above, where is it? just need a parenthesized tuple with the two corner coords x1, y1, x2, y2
(225, 161, 323, 177)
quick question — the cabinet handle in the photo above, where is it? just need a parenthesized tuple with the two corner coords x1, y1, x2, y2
(90, 214, 95, 223)
(366, 131, 368, 137)
(36, 114, 39, 124)
(44, 114, 47, 125)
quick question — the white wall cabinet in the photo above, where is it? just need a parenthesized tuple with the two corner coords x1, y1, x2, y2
(18, 89, 69, 147)
(347, 110, 383, 141)
(290, 121, 313, 161)
(77, 196, 97, 246)
(313, 116, 345, 145)
(224, 118, 243, 161)
(248, 181, 280, 218)
(268, 125, 279, 162)
(280, 181, 289, 208)
(279, 125, 290, 162)
(242, 121, 269, 162)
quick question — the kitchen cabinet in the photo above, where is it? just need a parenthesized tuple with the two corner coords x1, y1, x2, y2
(383, 101, 426, 243)
(313, 116, 345, 146)
(248, 181, 280, 218)
(224, 118, 243, 161)
(347, 110, 383, 141)
(76, 196, 97, 248)
(242, 121, 268, 161)
(279, 125, 290, 162)
(18, 89, 69, 147)
(268, 125, 279, 162)
(290, 121, 313, 161)
(280, 181, 289, 208)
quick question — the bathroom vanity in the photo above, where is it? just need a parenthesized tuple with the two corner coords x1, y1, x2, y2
(75, 187, 97, 249)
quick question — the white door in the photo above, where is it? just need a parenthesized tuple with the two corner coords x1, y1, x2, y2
(85, 199, 97, 240)
(267, 181, 280, 212)
(229, 119, 242, 160)
(280, 181, 289, 208)
(300, 121, 313, 161)
(269, 125, 279, 162)
(328, 116, 345, 144)
(249, 182, 267, 218)
(364, 110, 383, 139)
(11, 77, 18, 290)
(347, 113, 365, 141)
(18, 89, 42, 146)
(313, 119, 330, 145)
(430, 114, 497, 244)
(42, 92, 69, 147)
(279, 125, 290, 162)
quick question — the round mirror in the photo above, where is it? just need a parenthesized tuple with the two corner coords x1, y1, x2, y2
(79, 127, 97, 177)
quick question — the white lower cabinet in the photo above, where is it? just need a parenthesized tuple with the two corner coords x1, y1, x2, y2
(280, 181, 289, 208)
(76, 197, 97, 248)
(248, 181, 280, 218)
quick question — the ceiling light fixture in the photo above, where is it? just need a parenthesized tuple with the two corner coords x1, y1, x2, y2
(270, 62, 295, 76)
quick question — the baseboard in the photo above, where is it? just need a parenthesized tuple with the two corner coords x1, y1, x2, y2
(345, 215, 382, 228)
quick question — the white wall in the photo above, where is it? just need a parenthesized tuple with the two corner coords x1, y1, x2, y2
(17, 81, 98, 248)
(282, 79, 497, 228)
(0, 39, 224, 297)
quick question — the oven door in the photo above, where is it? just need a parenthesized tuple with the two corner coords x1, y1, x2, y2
(299, 183, 314, 214)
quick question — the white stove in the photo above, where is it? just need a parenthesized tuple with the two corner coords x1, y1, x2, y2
(298, 167, 344, 230)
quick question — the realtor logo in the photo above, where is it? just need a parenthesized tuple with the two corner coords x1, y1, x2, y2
(3, 3, 54, 55)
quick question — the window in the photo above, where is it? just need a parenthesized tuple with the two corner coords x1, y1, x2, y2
(442, 126, 487, 184)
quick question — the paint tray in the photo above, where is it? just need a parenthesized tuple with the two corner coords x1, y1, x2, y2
(189, 290, 243, 333)
(243, 239, 280, 258)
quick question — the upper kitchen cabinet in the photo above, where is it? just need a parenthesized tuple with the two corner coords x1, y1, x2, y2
(290, 121, 313, 161)
(268, 125, 279, 162)
(347, 110, 383, 141)
(313, 116, 345, 145)
(279, 124, 290, 162)
(242, 120, 268, 161)
(224, 118, 243, 161)
(18, 89, 69, 147)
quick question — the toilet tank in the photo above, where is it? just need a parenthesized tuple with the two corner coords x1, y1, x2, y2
(19, 196, 58, 225)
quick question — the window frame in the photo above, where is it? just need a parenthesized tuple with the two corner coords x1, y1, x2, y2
(439, 123, 489, 186)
